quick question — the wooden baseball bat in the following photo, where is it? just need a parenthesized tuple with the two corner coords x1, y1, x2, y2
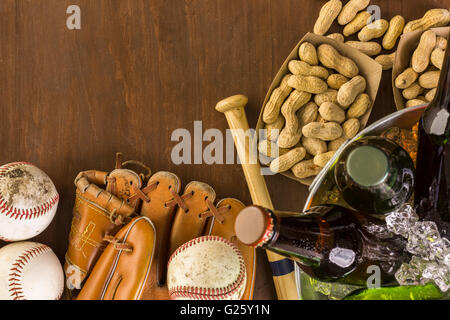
(216, 94, 299, 300)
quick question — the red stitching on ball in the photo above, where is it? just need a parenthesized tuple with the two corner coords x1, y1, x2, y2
(168, 235, 246, 300)
(0, 162, 33, 174)
(0, 163, 59, 221)
(8, 244, 52, 300)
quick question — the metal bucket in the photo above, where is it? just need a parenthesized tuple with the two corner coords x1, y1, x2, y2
(296, 104, 431, 300)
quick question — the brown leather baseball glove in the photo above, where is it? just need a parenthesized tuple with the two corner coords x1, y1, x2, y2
(76, 215, 156, 300)
(64, 153, 151, 293)
(139, 180, 256, 300)
(68, 154, 256, 300)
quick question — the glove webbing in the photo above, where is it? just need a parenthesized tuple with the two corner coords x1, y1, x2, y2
(164, 190, 194, 213)
(124, 181, 231, 226)
(199, 200, 231, 224)
(103, 235, 133, 253)
(127, 182, 159, 204)
(108, 208, 129, 226)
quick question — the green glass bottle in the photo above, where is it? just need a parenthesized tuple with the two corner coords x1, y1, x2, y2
(344, 283, 446, 300)
(334, 136, 415, 215)
(414, 42, 450, 238)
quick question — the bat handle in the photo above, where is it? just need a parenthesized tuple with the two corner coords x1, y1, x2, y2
(216, 94, 299, 300)
(216, 95, 273, 208)
(215, 94, 249, 114)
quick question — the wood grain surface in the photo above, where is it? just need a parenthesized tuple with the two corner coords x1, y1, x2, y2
(0, 0, 448, 300)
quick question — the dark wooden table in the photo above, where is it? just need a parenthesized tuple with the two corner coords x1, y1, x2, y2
(0, 0, 448, 300)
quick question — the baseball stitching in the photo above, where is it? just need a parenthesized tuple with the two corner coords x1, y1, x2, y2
(7, 244, 58, 300)
(0, 162, 59, 221)
(168, 235, 246, 300)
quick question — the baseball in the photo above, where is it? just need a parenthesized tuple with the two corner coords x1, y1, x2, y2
(0, 241, 64, 300)
(167, 235, 247, 300)
(0, 162, 59, 241)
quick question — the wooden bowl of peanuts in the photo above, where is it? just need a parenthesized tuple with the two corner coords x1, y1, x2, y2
(256, 32, 382, 185)
(392, 27, 449, 110)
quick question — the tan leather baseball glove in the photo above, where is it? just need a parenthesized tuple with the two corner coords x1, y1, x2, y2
(139, 180, 256, 300)
(68, 154, 256, 300)
(64, 153, 151, 293)
(76, 215, 156, 300)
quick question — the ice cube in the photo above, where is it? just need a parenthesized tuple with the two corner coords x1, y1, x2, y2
(409, 256, 429, 275)
(421, 262, 439, 280)
(406, 221, 441, 259)
(429, 238, 450, 262)
(443, 252, 450, 268)
(364, 221, 395, 239)
(421, 263, 450, 292)
(434, 273, 450, 292)
(386, 204, 419, 237)
(395, 256, 429, 286)
(395, 262, 422, 286)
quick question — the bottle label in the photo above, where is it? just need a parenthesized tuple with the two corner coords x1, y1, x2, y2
(429, 108, 449, 136)
(329, 247, 356, 268)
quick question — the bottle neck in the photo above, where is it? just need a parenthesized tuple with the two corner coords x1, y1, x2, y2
(422, 43, 450, 143)
(260, 209, 325, 267)
(258, 209, 314, 247)
(235, 205, 359, 268)
(253, 208, 278, 248)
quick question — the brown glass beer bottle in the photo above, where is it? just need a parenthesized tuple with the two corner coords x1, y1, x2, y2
(414, 43, 450, 239)
(235, 205, 410, 286)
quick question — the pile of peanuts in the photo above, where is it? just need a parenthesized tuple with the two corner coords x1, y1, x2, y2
(395, 29, 447, 108)
(258, 1, 450, 182)
(259, 42, 370, 180)
(313, 0, 450, 71)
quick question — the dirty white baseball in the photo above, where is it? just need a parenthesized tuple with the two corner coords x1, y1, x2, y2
(0, 241, 64, 300)
(167, 235, 247, 300)
(0, 162, 59, 241)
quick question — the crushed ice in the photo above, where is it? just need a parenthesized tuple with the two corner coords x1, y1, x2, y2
(386, 204, 450, 292)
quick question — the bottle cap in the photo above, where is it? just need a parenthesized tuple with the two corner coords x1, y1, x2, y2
(346, 145, 389, 187)
(234, 206, 274, 247)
